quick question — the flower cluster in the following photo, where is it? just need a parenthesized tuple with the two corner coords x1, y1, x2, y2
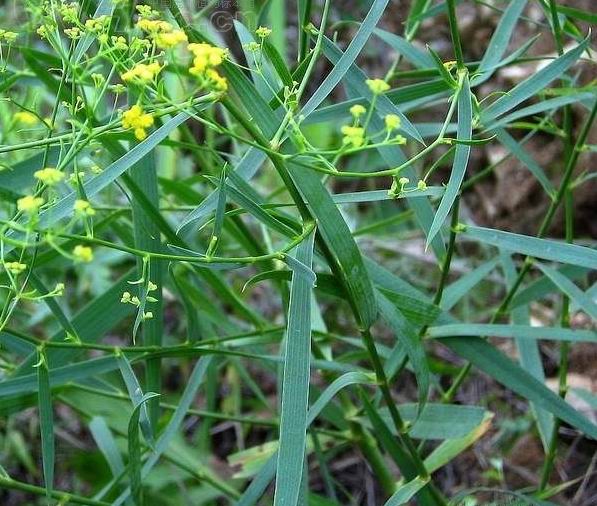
(122, 105, 154, 141)
(73, 245, 93, 263)
(34, 167, 64, 186)
(121, 62, 162, 84)
(0, 29, 17, 43)
(188, 43, 228, 91)
(17, 195, 44, 214)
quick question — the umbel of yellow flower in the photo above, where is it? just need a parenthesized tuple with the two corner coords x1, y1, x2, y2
(350, 104, 366, 119)
(14, 111, 38, 125)
(34, 167, 64, 185)
(17, 195, 44, 213)
(121, 62, 162, 83)
(366, 78, 390, 95)
(73, 245, 94, 263)
(74, 199, 96, 217)
(122, 105, 154, 141)
(256, 26, 272, 39)
(385, 114, 401, 131)
(5, 262, 27, 275)
(188, 43, 228, 91)
(155, 29, 187, 49)
(341, 125, 365, 148)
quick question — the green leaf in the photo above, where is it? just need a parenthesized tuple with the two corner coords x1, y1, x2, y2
(117, 354, 155, 447)
(237, 372, 375, 506)
(481, 37, 589, 123)
(535, 263, 597, 321)
(427, 73, 472, 247)
(373, 29, 434, 69)
(474, 0, 528, 84)
(274, 231, 315, 506)
(385, 476, 430, 506)
(423, 411, 494, 473)
(89, 416, 125, 477)
(288, 163, 378, 329)
(301, 0, 391, 116)
(493, 129, 555, 196)
(113, 357, 213, 506)
(428, 324, 596, 342)
(128, 392, 160, 506)
(37, 350, 54, 498)
(36, 112, 192, 232)
(462, 225, 597, 270)
(500, 251, 553, 451)
(441, 337, 597, 439)
(377, 293, 430, 412)
(441, 258, 499, 311)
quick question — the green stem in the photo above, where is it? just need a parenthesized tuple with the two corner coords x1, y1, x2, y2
(0, 476, 109, 506)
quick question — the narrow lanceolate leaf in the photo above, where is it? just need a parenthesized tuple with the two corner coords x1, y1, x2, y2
(89, 417, 125, 477)
(423, 411, 494, 473)
(288, 163, 378, 329)
(428, 324, 596, 343)
(442, 337, 597, 439)
(237, 372, 376, 506)
(274, 231, 315, 506)
(113, 357, 213, 506)
(377, 293, 430, 413)
(427, 73, 472, 247)
(117, 354, 155, 446)
(37, 350, 54, 498)
(441, 258, 499, 311)
(501, 252, 552, 451)
(480, 37, 589, 123)
(473, 0, 527, 84)
(494, 129, 555, 197)
(301, 0, 391, 116)
(32, 112, 194, 233)
(462, 225, 597, 270)
(536, 263, 597, 321)
(128, 393, 160, 506)
(373, 28, 434, 69)
(385, 476, 430, 506)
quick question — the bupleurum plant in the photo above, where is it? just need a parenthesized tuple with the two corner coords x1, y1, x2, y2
(0, 0, 595, 505)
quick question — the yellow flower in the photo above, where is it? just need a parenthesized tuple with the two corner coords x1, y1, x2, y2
(85, 16, 109, 33)
(17, 195, 44, 213)
(122, 105, 154, 140)
(5, 262, 27, 275)
(350, 104, 366, 118)
(64, 27, 81, 39)
(256, 26, 272, 39)
(366, 79, 390, 95)
(74, 199, 96, 217)
(111, 35, 128, 50)
(188, 43, 227, 70)
(121, 62, 162, 83)
(0, 29, 18, 43)
(206, 69, 228, 91)
(137, 18, 172, 34)
(155, 29, 187, 49)
(341, 125, 365, 148)
(14, 111, 38, 125)
(73, 245, 93, 263)
(417, 180, 427, 190)
(385, 114, 401, 131)
(34, 167, 64, 185)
